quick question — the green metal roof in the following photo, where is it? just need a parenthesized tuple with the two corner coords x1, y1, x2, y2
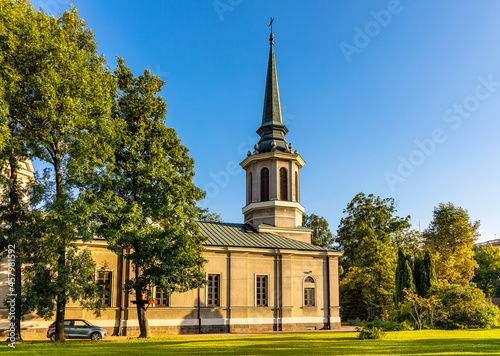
(256, 34, 289, 153)
(197, 221, 328, 251)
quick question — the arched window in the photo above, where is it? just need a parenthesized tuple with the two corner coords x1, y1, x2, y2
(260, 168, 269, 201)
(303, 276, 315, 306)
(248, 172, 253, 204)
(280, 168, 288, 201)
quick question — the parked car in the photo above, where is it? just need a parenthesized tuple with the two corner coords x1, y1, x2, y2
(47, 319, 107, 341)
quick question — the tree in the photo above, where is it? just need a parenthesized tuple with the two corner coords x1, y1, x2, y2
(423, 203, 479, 285)
(336, 192, 410, 320)
(436, 284, 499, 329)
(339, 267, 369, 321)
(413, 249, 437, 297)
(402, 289, 440, 330)
(302, 213, 334, 247)
(199, 209, 223, 223)
(395, 248, 415, 306)
(0, 157, 34, 342)
(85, 59, 206, 338)
(395, 228, 422, 257)
(0, 1, 114, 342)
(473, 244, 500, 298)
(0, 79, 7, 152)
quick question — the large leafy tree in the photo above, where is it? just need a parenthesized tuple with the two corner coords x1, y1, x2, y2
(336, 192, 410, 320)
(85, 59, 206, 338)
(0, 3, 39, 340)
(473, 244, 500, 298)
(0, 1, 114, 342)
(423, 202, 479, 285)
(302, 213, 334, 247)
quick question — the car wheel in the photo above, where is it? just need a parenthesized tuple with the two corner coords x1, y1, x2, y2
(90, 332, 101, 341)
(50, 334, 56, 342)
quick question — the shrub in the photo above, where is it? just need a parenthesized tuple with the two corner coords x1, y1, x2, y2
(437, 284, 500, 329)
(358, 326, 385, 340)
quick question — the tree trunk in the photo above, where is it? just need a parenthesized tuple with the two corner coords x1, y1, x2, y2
(54, 156, 67, 342)
(135, 267, 151, 338)
(54, 293, 66, 342)
(380, 295, 389, 321)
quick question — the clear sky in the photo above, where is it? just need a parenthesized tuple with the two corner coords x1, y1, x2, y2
(30, 0, 500, 243)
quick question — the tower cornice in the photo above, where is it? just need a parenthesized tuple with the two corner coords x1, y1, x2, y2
(240, 151, 306, 170)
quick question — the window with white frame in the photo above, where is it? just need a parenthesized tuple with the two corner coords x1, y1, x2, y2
(303, 276, 315, 307)
(207, 274, 220, 307)
(97, 271, 112, 307)
(155, 286, 169, 307)
(256, 275, 268, 306)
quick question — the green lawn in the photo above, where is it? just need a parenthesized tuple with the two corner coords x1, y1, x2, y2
(3, 328, 500, 355)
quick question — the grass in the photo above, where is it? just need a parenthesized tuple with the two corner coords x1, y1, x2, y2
(3, 328, 500, 355)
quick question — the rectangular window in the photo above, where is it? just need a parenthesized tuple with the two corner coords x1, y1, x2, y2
(304, 288, 315, 306)
(155, 287, 169, 307)
(207, 274, 220, 307)
(97, 271, 112, 307)
(256, 275, 268, 306)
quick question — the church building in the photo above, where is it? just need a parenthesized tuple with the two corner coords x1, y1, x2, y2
(0, 32, 341, 337)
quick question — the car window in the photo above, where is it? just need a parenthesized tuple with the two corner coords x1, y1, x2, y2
(73, 320, 88, 327)
(63, 320, 72, 326)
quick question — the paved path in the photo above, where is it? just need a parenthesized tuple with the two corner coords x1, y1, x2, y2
(102, 325, 359, 341)
(23, 326, 358, 342)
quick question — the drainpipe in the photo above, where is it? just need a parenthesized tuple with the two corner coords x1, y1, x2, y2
(198, 287, 201, 333)
(326, 255, 331, 330)
(115, 249, 125, 336)
(227, 252, 231, 333)
(124, 248, 131, 335)
(279, 253, 283, 331)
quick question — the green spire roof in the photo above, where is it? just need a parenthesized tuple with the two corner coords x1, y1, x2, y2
(256, 33, 289, 153)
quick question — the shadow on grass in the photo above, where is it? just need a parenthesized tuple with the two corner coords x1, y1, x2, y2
(4, 332, 500, 356)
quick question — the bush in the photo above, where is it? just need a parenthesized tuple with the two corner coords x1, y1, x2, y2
(437, 284, 500, 329)
(358, 326, 385, 340)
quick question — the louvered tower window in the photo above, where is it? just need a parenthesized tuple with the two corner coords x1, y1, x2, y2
(261, 168, 269, 201)
(280, 168, 288, 201)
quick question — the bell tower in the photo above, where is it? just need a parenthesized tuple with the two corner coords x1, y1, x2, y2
(240, 28, 311, 244)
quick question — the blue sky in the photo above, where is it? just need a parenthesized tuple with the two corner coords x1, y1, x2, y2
(30, 0, 500, 243)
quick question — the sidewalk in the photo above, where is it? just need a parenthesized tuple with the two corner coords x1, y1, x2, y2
(101, 325, 359, 341)
(20, 325, 358, 342)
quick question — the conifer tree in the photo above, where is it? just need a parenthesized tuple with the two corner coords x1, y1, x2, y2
(395, 247, 415, 306)
(413, 249, 437, 297)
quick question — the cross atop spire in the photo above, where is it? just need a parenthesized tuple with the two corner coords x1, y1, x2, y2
(269, 17, 275, 45)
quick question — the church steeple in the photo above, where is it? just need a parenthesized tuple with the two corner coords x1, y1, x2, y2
(256, 29, 289, 153)
(240, 22, 310, 244)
